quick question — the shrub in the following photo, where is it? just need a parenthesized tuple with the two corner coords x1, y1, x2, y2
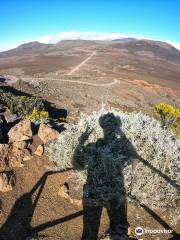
(0, 90, 46, 117)
(26, 108, 49, 122)
(155, 103, 180, 137)
(45, 109, 180, 222)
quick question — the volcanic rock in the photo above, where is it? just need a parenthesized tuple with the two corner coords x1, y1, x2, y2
(8, 120, 33, 142)
(0, 171, 16, 192)
(38, 123, 59, 143)
(34, 145, 44, 156)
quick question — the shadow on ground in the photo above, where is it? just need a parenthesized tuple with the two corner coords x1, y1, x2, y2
(0, 169, 82, 240)
(0, 113, 179, 240)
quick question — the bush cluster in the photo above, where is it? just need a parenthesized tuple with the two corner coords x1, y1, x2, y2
(0, 89, 46, 118)
(45, 109, 180, 222)
(155, 103, 180, 137)
(25, 108, 49, 121)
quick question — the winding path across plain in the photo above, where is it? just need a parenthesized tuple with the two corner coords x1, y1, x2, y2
(22, 77, 119, 87)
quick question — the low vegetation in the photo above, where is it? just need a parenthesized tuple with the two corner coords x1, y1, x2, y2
(0, 89, 46, 117)
(25, 108, 49, 122)
(46, 109, 180, 223)
(155, 103, 180, 137)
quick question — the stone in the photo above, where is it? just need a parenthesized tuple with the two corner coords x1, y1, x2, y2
(23, 155, 33, 161)
(0, 144, 9, 152)
(34, 145, 44, 156)
(3, 109, 18, 123)
(10, 147, 32, 167)
(13, 140, 28, 149)
(0, 171, 15, 192)
(9, 157, 24, 168)
(8, 120, 33, 142)
(0, 142, 33, 168)
(9, 147, 25, 168)
(38, 123, 59, 144)
(0, 143, 33, 169)
(58, 183, 69, 199)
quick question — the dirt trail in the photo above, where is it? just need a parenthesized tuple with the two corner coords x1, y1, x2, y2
(66, 51, 96, 75)
(22, 77, 119, 87)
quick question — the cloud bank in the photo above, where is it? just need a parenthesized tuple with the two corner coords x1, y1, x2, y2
(38, 30, 142, 43)
(38, 30, 180, 50)
(1, 30, 180, 51)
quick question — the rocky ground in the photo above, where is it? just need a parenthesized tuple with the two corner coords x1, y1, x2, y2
(0, 81, 179, 240)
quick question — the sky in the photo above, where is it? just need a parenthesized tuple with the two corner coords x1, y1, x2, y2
(0, 0, 180, 51)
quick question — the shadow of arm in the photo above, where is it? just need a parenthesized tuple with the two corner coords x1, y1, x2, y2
(72, 127, 94, 170)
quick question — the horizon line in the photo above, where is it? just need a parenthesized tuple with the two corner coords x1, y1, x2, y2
(1, 30, 180, 52)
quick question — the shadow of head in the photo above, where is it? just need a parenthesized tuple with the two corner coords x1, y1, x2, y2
(99, 112, 122, 137)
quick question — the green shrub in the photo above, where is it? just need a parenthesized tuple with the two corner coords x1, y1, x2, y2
(26, 108, 49, 121)
(0, 90, 46, 117)
(155, 103, 180, 137)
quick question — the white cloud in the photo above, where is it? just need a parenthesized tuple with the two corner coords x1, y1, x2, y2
(38, 30, 180, 50)
(1, 30, 180, 51)
(38, 30, 142, 43)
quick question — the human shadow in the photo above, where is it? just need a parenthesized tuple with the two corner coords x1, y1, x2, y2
(72, 112, 179, 240)
(72, 113, 137, 240)
(0, 169, 72, 240)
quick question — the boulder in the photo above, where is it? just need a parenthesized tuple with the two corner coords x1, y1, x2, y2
(10, 147, 32, 167)
(0, 143, 33, 169)
(3, 109, 18, 123)
(38, 123, 59, 144)
(0, 171, 15, 192)
(8, 120, 33, 142)
(34, 145, 44, 156)
(9, 147, 25, 168)
(13, 140, 28, 150)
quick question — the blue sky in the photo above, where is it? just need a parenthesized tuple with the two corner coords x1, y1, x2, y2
(0, 0, 180, 50)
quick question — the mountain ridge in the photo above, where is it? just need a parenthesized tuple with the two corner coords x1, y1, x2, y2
(0, 38, 180, 54)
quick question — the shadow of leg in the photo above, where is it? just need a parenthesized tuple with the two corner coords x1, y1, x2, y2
(82, 203, 102, 240)
(0, 193, 33, 240)
(107, 199, 129, 240)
